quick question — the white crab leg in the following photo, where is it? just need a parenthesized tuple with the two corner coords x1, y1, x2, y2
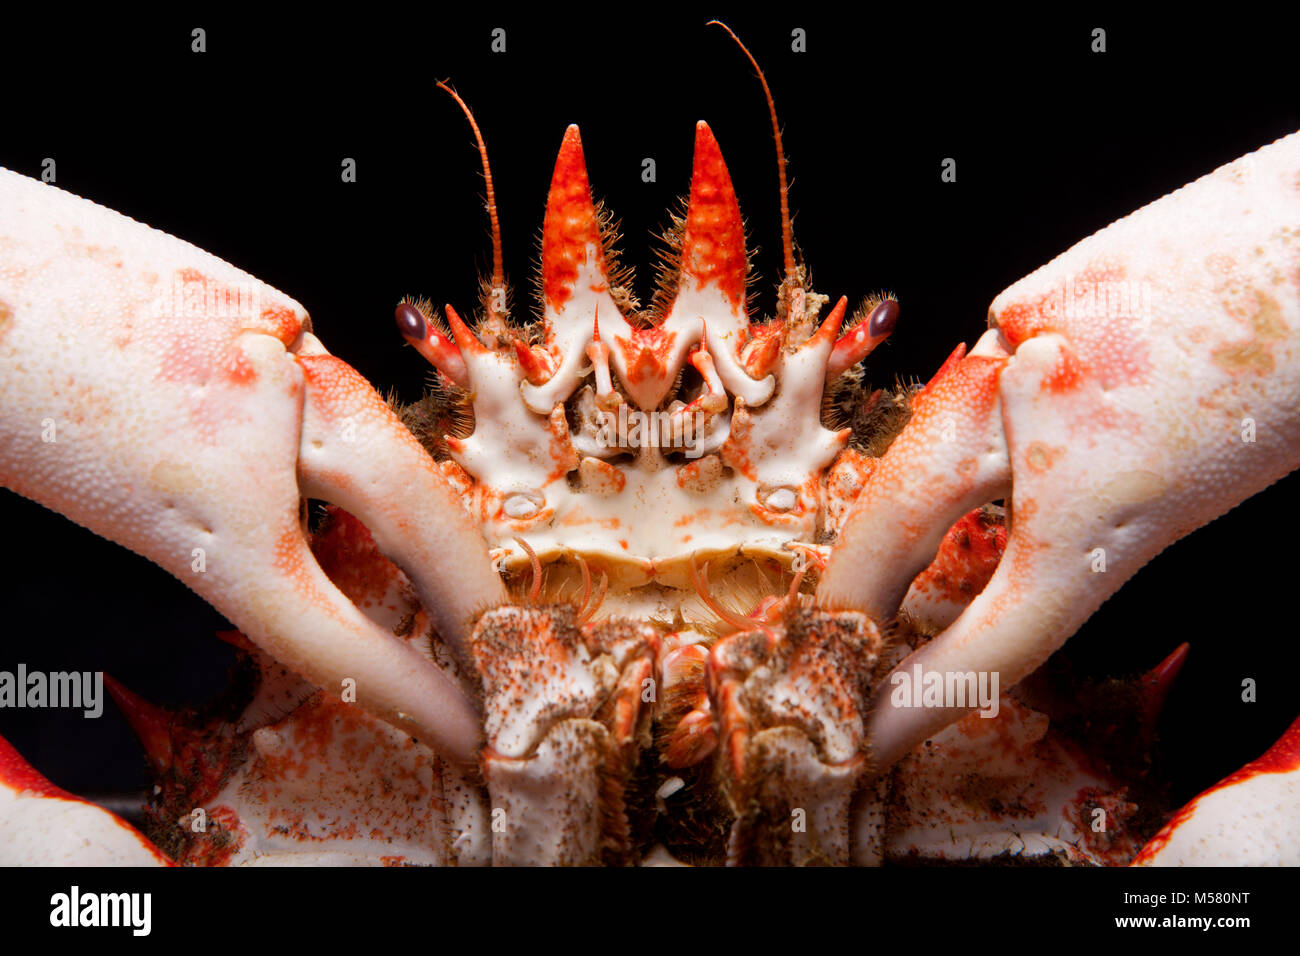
(1134, 716, 1300, 865)
(0, 169, 505, 764)
(819, 131, 1300, 770)
(0, 733, 168, 865)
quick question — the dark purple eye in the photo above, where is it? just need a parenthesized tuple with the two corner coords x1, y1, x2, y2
(868, 299, 899, 338)
(395, 303, 427, 339)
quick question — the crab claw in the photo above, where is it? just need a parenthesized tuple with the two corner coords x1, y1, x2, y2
(819, 131, 1300, 771)
(0, 168, 507, 766)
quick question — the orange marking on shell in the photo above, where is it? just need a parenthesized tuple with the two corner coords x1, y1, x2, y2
(993, 261, 1154, 391)
(222, 349, 258, 386)
(679, 122, 747, 310)
(908, 508, 1007, 609)
(183, 805, 246, 866)
(542, 125, 604, 311)
(921, 342, 967, 390)
(299, 356, 447, 487)
(1042, 344, 1084, 392)
(158, 268, 268, 393)
(616, 327, 675, 385)
(271, 524, 349, 627)
(909, 351, 1002, 422)
(556, 506, 618, 531)
(747, 501, 803, 527)
(996, 262, 1129, 348)
(310, 505, 401, 609)
(675, 458, 713, 490)
(259, 305, 303, 344)
(1024, 442, 1066, 473)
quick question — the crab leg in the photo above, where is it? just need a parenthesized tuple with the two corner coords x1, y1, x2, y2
(820, 131, 1300, 770)
(820, 336, 1012, 624)
(1134, 715, 1300, 865)
(0, 733, 169, 865)
(0, 168, 504, 765)
(293, 336, 504, 663)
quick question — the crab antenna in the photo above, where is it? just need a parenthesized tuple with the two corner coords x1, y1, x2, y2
(437, 80, 506, 320)
(708, 21, 796, 284)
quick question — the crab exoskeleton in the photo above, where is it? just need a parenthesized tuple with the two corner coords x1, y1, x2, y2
(1, 25, 1298, 866)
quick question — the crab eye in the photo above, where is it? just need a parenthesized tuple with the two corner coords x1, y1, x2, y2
(503, 491, 544, 519)
(867, 299, 899, 338)
(394, 302, 427, 339)
(760, 486, 798, 513)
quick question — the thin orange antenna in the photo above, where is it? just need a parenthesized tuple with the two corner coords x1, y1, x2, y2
(438, 80, 506, 318)
(708, 21, 796, 283)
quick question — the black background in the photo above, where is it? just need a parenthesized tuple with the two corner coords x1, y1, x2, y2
(1, 8, 1297, 819)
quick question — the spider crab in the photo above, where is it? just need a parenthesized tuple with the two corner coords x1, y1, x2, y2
(1, 26, 1297, 866)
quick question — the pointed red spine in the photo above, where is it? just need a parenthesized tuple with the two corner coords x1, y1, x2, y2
(542, 126, 605, 312)
(679, 122, 747, 310)
(103, 674, 174, 776)
(807, 296, 849, 351)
